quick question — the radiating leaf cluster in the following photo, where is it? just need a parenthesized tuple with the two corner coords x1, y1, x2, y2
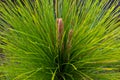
(0, 0, 120, 80)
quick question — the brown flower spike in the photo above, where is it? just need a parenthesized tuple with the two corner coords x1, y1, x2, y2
(57, 18, 64, 41)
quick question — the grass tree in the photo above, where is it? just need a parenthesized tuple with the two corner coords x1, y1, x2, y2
(0, 0, 120, 80)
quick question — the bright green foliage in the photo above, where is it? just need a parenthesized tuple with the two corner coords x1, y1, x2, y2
(0, 0, 120, 80)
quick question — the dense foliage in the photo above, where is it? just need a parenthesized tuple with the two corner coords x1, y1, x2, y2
(0, 0, 120, 80)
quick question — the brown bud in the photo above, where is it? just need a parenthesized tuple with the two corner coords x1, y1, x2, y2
(57, 18, 64, 40)
(68, 29, 73, 42)
(67, 29, 73, 51)
(57, 18, 64, 33)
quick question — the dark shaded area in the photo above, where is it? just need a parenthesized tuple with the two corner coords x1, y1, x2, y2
(0, 53, 5, 59)
(0, 48, 2, 53)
